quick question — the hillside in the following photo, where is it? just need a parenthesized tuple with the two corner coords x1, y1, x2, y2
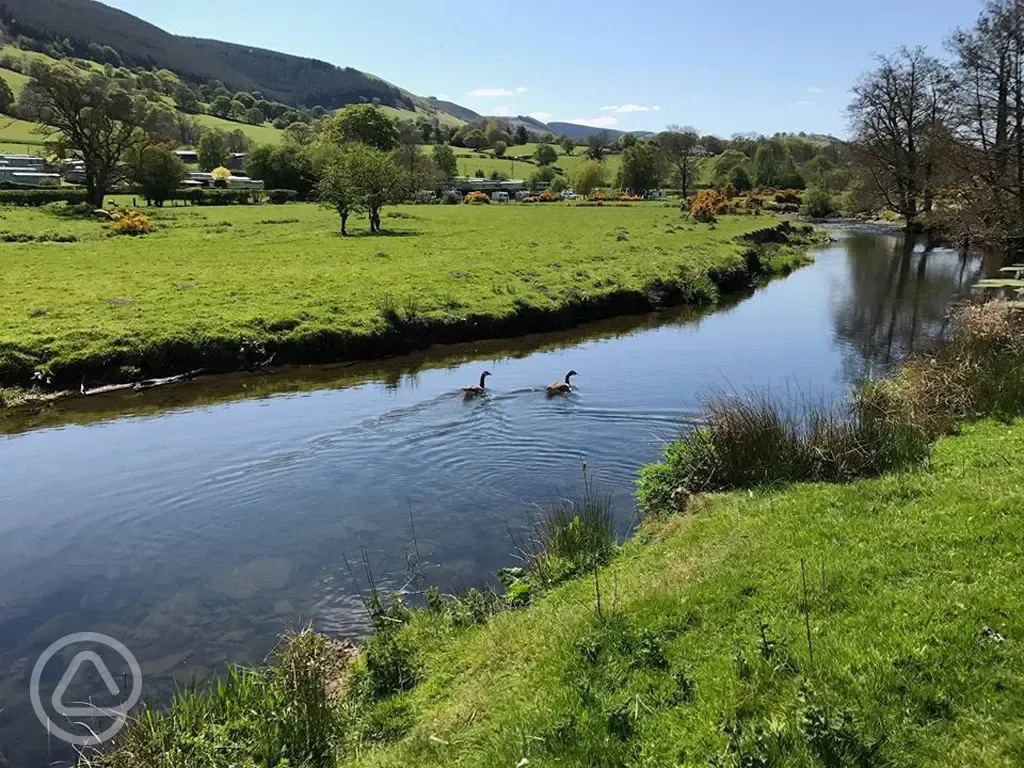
(0, 0, 415, 111)
(548, 121, 654, 141)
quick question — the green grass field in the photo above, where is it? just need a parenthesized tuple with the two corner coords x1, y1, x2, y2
(0, 204, 803, 388)
(337, 418, 1024, 767)
(0, 65, 30, 97)
(193, 112, 284, 145)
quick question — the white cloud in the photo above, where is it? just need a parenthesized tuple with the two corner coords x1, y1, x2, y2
(516, 86, 528, 93)
(808, 86, 825, 94)
(652, 105, 662, 111)
(598, 104, 655, 113)
(494, 105, 510, 115)
(529, 111, 553, 122)
(568, 116, 620, 128)
(791, 100, 812, 107)
(468, 88, 515, 97)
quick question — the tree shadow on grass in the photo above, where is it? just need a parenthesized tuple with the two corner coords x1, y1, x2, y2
(340, 229, 424, 238)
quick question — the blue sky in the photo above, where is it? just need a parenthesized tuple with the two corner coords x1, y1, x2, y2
(101, 0, 981, 137)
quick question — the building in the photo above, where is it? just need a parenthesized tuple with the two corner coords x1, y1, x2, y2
(453, 177, 528, 195)
(186, 171, 265, 190)
(174, 150, 199, 165)
(0, 154, 59, 188)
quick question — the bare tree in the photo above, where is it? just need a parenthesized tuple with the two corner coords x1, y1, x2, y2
(948, 0, 1024, 244)
(657, 125, 702, 197)
(847, 47, 953, 230)
(21, 62, 145, 206)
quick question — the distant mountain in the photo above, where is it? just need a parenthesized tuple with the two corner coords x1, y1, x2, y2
(427, 98, 480, 123)
(547, 122, 654, 142)
(0, 0, 420, 111)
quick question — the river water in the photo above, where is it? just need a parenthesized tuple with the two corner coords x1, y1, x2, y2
(0, 229, 990, 765)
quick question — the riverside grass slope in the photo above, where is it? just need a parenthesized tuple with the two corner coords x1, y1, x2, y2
(94, 419, 1024, 767)
(0, 205, 817, 393)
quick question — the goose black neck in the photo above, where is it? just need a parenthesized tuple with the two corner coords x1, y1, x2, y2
(565, 372, 574, 384)
(479, 373, 487, 388)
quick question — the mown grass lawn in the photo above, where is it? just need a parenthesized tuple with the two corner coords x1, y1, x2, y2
(0, 203, 790, 386)
(348, 418, 1024, 767)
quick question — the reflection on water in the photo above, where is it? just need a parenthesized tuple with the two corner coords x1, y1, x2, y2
(0, 229, 990, 766)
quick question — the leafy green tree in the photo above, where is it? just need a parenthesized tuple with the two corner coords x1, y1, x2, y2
(315, 144, 360, 235)
(198, 129, 229, 171)
(210, 94, 233, 118)
(341, 143, 409, 232)
(322, 104, 397, 151)
(699, 134, 724, 155)
(804, 154, 838, 190)
(245, 107, 265, 125)
(225, 129, 252, 153)
(561, 137, 575, 156)
(173, 83, 201, 114)
(534, 143, 557, 165)
(493, 140, 507, 158)
(802, 184, 835, 218)
(549, 175, 569, 193)
(284, 122, 316, 147)
(618, 141, 663, 193)
(235, 92, 256, 109)
(618, 133, 637, 150)
(246, 143, 315, 197)
(529, 165, 557, 190)
(729, 165, 753, 192)
(0, 77, 14, 115)
(20, 62, 145, 206)
(572, 160, 607, 198)
(433, 143, 458, 179)
(711, 149, 750, 186)
(486, 123, 511, 146)
(515, 124, 529, 145)
(394, 123, 438, 190)
(586, 133, 607, 161)
(133, 144, 187, 205)
(464, 129, 488, 150)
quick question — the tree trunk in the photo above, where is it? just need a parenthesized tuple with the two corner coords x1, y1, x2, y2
(338, 208, 349, 236)
(85, 171, 104, 208)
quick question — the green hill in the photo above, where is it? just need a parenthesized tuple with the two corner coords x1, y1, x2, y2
(0, 0, 421, 112)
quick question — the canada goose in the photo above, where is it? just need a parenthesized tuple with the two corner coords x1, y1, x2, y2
(546, 370, 577, 395)
(462, 371, 492, 397)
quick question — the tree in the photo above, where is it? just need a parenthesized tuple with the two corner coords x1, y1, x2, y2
(549, 175, 569, 193)
(321, 104, 397, 151)
(433, 143, 458, 180)
(245, 107, 265, 125)
(464, 129, 488, 149)
(515, 124, 529, 145)
(0, 77, 13, 115)
(618, 141, 663, 193)
(486, 123, 511, 146)
(847, 47, 951, 229)
(804, 155, 838, 191)
(198, 129, 229, 170)
(752, 142, 784, 187)
(534, 143, 557, 165)
(493, 140, 507, 157)
(246, 143, 315, 197)
(559, 136, 575, 156)
(394, 122, 438, 190)
(210, 94, 233, 118)
(948, 0, 1024, 242)
(133, 144, 187, 205)
(19, 62, 145, 206)
(225, 129, 252, 153)
(572, 159, 606, 197)
(618, 133, 637, 150)
(657, 127, 701, 197)
(529, 165, 557, 190)
(172, 112, 202, 146)
(284, 121, 316, 147)
(235, 92, 255, 109)
(586, 132, 607, 161)
(173, 83, 201, 114)
(318, 143, 408, 234)
(710, 149, 749, 186)
(729, 165, 753, 192)
(700, 134, 724, 155)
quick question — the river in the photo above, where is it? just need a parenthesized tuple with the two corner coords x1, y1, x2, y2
(0, 228, 991, 765)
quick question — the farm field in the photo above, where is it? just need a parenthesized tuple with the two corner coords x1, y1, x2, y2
(0, 203, 809, 388)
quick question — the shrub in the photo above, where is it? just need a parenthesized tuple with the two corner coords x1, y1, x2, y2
(107, 210, 157, 236)
(774, 189, 802, 205)
(266, 189, 299, 204)
(177, 188, 260, 205)
(802, 185, 836, 218)
(440, 189, 462, 205)
(0, 189, 90, 207)
(691, 189, 723, 223)
(637, 302, 1024, 513)
(464, 190, 491, 204)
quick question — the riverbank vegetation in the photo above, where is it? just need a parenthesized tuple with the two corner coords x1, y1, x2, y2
(0, 208, 819, 392)
(90, 300, 1024, 765)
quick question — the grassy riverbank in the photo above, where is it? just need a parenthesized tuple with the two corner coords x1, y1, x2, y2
(93, 417, 1024, 768)
(0, 204, 818, 393)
